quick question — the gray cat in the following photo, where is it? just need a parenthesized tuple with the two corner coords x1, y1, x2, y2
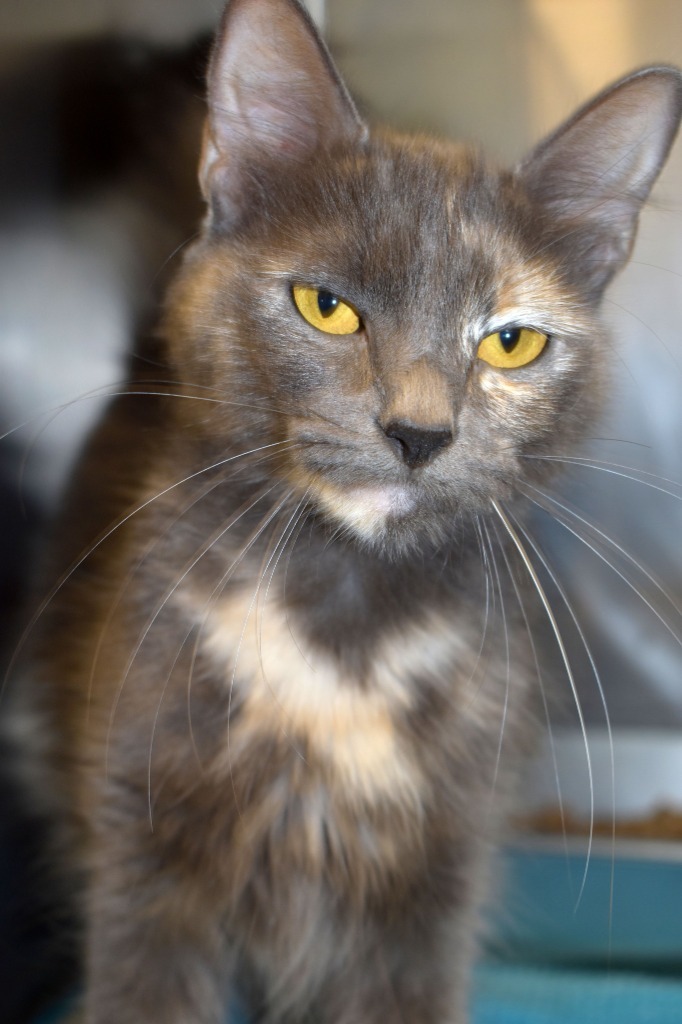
(13, 0, 682, 1021)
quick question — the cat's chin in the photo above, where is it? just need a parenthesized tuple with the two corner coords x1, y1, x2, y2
(308, 479, 460, 555)
(313, 481, 418, 544)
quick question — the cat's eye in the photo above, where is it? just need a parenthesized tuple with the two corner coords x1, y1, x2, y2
(292, 285, 361, 336)
(476, 327, 548, 369)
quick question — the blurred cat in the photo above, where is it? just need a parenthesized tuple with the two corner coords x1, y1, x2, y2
(9, 1, 682, 1022)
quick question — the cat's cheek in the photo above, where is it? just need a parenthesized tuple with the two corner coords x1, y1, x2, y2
(476, 363, 575, 441)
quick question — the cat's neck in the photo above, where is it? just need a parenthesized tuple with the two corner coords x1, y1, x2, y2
(267, 515, 483, 667)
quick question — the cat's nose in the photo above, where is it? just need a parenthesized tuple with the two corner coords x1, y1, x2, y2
(383, 421, 453, 469)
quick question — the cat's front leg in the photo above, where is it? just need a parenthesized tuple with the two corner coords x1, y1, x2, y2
(83, 854, 233, 1024)
(312, 962, 469, 1024)
(302, 910, 473, 1024)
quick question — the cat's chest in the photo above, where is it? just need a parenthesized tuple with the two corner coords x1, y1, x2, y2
(197, 585, 472, 810)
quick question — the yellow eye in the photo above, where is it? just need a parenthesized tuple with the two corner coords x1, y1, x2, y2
(477, 327, 548, 369)
(292, 285, 360, 336)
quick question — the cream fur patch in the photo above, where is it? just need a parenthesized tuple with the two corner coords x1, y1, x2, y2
(200, 587, 464, 806)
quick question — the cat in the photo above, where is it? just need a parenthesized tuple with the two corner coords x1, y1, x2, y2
(9, 0, 682, 1022)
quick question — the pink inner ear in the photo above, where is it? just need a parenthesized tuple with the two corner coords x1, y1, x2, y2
(237, 94, 322, 156)
(517, 66, 682, 297)
(200, 0, 364, 215)
(521, 68, 682, 213)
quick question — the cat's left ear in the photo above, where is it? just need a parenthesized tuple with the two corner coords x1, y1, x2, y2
(518, 67, 682, 298)
(200, 0, 366, 229)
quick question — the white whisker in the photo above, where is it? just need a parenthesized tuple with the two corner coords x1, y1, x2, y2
(2, 439, 295, 705)
(492, 499, 596, 907)
(604, 294, 682, 374)
(522, 482, 682, 644)
(88, 450, 292, 725)
(225, 490, 303, 819)
(479, 520, 510, 801)
(505, 504, 616, 943)
(489, 516, 576, 901)
(460, 517, 493, 700)
(145, 484, 282, 826)
(521, 453, 682, 499)
(126, 483, 286, 787)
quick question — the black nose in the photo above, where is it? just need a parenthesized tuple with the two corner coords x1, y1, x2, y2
(383, 421, 454, 468)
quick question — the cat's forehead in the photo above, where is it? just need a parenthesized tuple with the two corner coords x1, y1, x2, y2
(302, 132, 511, 240)
(252, 132, 544, 324)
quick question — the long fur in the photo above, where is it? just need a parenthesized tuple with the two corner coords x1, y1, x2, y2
(9, 2, 682, 1022)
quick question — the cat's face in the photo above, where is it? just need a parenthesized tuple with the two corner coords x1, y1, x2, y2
(165, 0, 682, 554)
(170, 140, 597, 552)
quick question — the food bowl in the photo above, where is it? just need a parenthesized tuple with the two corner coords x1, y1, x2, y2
(488, 729, 682, 967)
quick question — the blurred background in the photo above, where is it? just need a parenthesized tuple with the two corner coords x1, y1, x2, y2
(0, 0, 681, 1021)
(1, 0, 680, 724)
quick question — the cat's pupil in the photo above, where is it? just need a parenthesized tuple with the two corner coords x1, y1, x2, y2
(499, 328, 521, 352)
(317, 291, 339, 317)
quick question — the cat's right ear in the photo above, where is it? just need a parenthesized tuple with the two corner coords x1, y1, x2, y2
(200, 0, 366, 229)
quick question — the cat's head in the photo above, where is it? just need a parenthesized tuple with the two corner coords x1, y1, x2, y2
(165, 0, 682, 554)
